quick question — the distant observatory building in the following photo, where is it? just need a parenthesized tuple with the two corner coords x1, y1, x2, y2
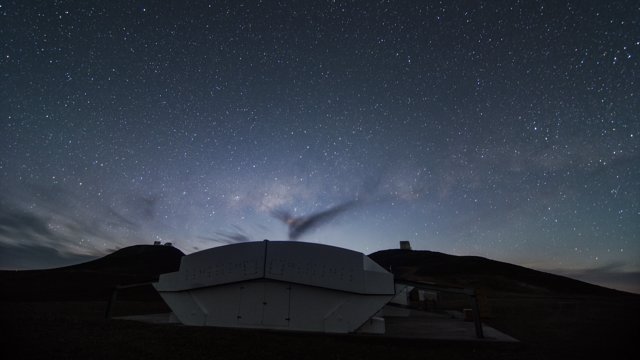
(153, 240, 395, 333)
(399, 241, 412, 250)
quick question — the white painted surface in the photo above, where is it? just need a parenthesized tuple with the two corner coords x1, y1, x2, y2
(154, 240, 395, 333)
(163, 279, 392, 333)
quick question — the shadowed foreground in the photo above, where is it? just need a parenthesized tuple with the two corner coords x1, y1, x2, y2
(1, 296, 637, 360)
(1, 246, 638, 359)
(0, 301, 520, 360)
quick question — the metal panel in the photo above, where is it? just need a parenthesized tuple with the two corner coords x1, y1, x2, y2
(160, 279, 393, 333)
(389, 284, 412, 306)
(322, 293, 393, 333)
(237, 282, 265, 326)
(287, 283, 393, 333)
(287, 283, 343, 332)
(266, 241, 391, 294)
(154, 241, 396, 333)
(156, 241, 265, 291)
(191, 286, 242, 327)
(362, 256, 395, 294)
(157, 240, 393, 294)
(261, 282, 291, 328)
(155, 291, 206, 326)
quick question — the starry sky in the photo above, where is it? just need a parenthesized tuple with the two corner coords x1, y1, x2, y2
(1, 1, 638, 293)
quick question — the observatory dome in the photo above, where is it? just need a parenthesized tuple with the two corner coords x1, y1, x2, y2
(154, 240, 395, 333)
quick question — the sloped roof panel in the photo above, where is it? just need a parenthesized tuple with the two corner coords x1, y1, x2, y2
(156, 240, 394, 295)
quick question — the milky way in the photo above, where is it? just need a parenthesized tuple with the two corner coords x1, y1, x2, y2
(0, 1, 638, 292)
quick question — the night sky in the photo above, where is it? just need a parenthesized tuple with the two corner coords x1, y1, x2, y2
(1, 1, 638, 293)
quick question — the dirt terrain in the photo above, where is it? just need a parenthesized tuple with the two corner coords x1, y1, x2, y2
(1, 245, 638, 359)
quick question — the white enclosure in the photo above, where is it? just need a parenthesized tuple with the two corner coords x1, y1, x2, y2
(154, 240, 395, 333)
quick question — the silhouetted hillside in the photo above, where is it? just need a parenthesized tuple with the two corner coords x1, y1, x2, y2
(370, 249, 631, 296)
(62, 244, 184, 275)
(0, 245, 184, 301)
(3, 245, 633, 303)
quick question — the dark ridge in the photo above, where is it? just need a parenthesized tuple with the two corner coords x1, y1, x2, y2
(60, 244, 185, 275)
(0, 245, 184, 301)
(369, 249, 634, 297)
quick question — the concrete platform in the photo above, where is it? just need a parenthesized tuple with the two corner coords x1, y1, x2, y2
(117, 310, 518, 343)
(383, 309, 518, 342)
(115, 312, 181, 324)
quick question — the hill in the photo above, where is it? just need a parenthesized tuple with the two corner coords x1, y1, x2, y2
(1, 245, 638, 359)
(369, 249, 632, 297)
(0, 245, 184, 301)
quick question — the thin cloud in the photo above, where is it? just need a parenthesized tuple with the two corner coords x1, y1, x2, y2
(0, 185, 163, 268)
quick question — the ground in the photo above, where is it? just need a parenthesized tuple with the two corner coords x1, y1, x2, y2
(2, 292, 638, 360)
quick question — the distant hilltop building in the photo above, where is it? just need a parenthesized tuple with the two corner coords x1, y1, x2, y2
(153, 241, 173, 247)
(399, 241, 412, 250)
